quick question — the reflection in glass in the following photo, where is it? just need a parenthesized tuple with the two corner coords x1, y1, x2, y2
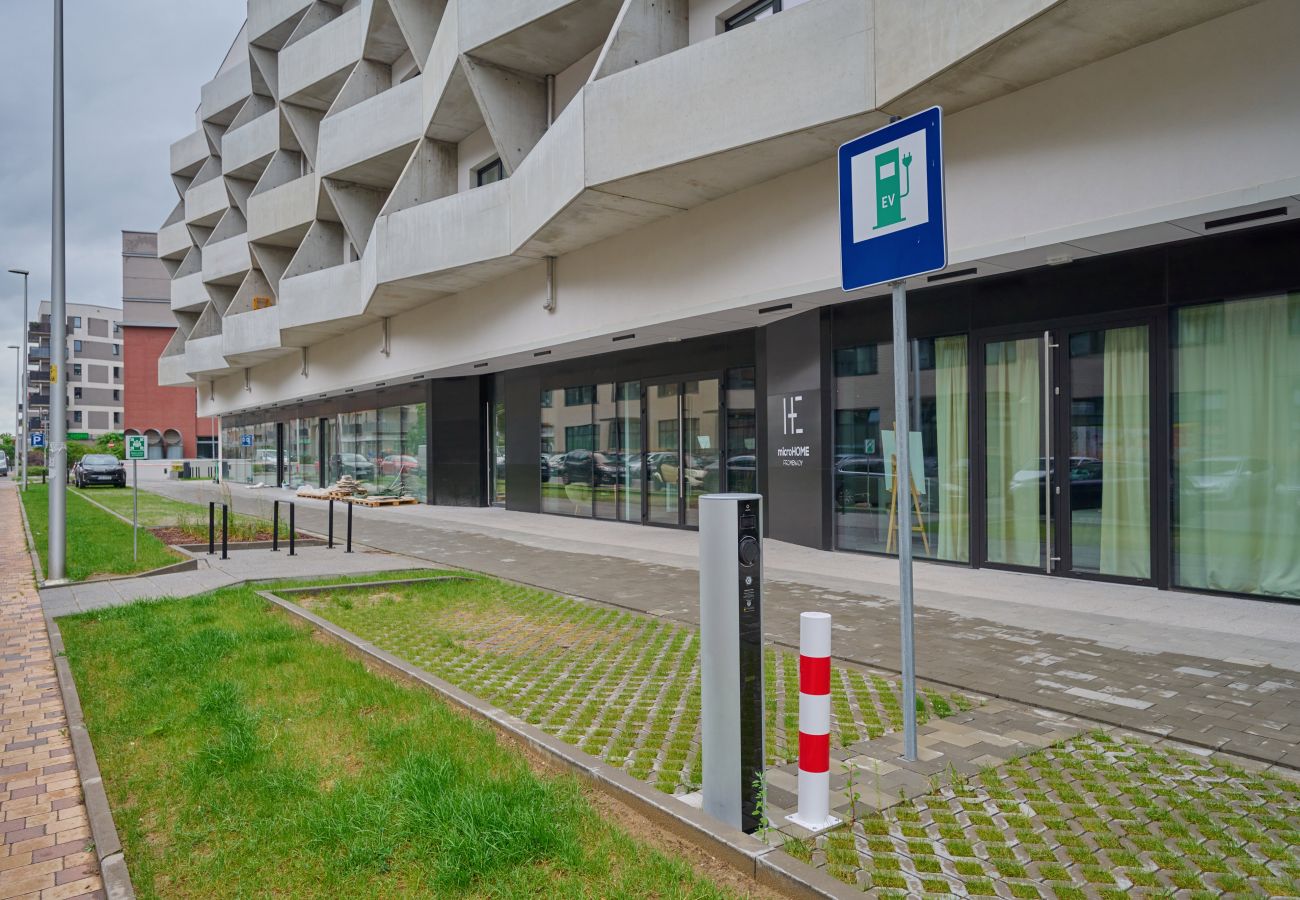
(1174, 294, 1300, 598)
(285, 417, 319, 489)
(541, 387, 593, 516)
(647, 383, 679, 525)
(833, 336, 968, 561)
(492, 399, 506, 505)
(682, 379, 720, 528)
(725, 368, 757, 493)
(616, 382, 641, 522)
(985, 337, 1043, 568)
(336, 409, 379, 493)
(1068, 327, 1150, 577)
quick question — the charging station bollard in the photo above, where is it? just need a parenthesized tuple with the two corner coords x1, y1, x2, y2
(208, 502, 215, 555)
(786, 612, 840, 832)
(272, 501, 280, 552)
(328, 498, 335, 549)
(221, 505, 229, 561)
(288, 503, 296, 556)
(700, 493, 764, 834)
(345, 501, 353, 553)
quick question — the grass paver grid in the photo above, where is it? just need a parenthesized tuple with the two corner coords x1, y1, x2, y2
(300, 576, 972, 796)
(784, 731, 1300, 897)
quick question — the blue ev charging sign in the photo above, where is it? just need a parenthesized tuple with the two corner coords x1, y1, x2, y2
(838, 106, 946, 291)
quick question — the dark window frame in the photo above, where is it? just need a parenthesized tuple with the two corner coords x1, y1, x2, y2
(724, 0, 780, 30)
(475, 157, 505, 187)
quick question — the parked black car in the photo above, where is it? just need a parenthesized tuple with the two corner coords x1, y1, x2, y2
(73, 454, 126, 488)
(560, 449, 623, 486)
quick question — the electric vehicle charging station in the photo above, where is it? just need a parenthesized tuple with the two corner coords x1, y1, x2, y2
(699, 493, 765, 833)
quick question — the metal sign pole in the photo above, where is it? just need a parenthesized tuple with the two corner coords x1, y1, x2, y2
(132, 459, 138, 562)
(891, 280, 919, 762)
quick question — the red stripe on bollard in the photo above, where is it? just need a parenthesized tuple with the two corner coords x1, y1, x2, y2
(798, 731, 830, 773)
(799, 655, 831, 695)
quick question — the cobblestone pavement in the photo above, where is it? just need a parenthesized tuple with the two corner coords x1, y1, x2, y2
(148, 482, 1300, 771)
(0, 484, 105, 900)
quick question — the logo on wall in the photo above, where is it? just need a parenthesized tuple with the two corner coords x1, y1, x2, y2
(774, 392, 812, 468)
(782, 395, 804, 436)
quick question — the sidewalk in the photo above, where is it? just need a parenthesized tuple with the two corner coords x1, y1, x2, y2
(147, 480, 1300, 769)
(0, 484, 104, 900)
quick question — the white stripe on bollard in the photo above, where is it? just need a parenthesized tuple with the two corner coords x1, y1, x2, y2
(786, 611, 841, 832)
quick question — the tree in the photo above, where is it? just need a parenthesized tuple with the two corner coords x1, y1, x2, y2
(0, 433, 13, 460)
(95, 431, 126, 459)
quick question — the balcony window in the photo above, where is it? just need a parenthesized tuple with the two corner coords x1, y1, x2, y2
(725, 0, 779, 30)
(70, 316, 81, 330)
(73, 364, 82, 377)
(112, 344, 120, 357)
(475, 157, 504, 187)
(74, 388, 82, 400)
(73, 340, 82, 352)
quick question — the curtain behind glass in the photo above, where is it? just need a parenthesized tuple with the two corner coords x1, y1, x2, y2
(1175, 294, 1300, 598)
(935, 336, 969, 562)
(1099, 326, 1150, 578)
(985, 338, 1041, 567)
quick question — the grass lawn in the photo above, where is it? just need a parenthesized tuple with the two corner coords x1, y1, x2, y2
(60, 584, 748, 899)
(21, 483, 183, 582)
(296, 576, 972, 795)
(71, 485, 291, 542)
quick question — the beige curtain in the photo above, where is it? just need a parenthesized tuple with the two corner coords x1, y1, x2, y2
(985, 338, 1041, 567)
(1099, 326, 1151, 578)
(935, 336, 969, 562)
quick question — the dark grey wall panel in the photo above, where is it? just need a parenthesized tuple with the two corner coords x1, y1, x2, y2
(761, 309, 831, 550)
(430, 376, 488, 507)
(504, 370, 541, 513)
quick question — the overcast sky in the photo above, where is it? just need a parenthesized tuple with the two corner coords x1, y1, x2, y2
(0, 1, 247, 440)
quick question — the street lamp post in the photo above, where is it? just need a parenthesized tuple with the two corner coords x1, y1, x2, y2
(9, 269, 30, 490)
(48, 0, 67, 581)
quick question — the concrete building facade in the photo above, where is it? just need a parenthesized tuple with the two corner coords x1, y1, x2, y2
(157, 0, 1300, 601)
(27, 301, 124, 441)
(121, 231, 217, 458)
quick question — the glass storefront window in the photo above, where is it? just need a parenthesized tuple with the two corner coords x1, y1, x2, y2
(284, 418, 319, 489)
(541, 387, 592, 516)
(725, 368, 757, 493)
(336, 409, 379, 493)
(220, 422, 277, 485)
(375, 403, 426, 499)
(834, 335, 969, 562)
(1173, 293, 1300, 598)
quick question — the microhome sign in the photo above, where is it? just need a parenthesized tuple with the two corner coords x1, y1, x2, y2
(775, 394, 812, 467)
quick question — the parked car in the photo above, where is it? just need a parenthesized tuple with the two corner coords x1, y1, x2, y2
(333, 452, 375, 480)
(540, 454, 551, 483)
(560, 449, 623, 486)
(0, 450, 7, 477)
(73, 453, 126, 488)
(378, 454, 419, 475)
(835, 455, 886, 507)
(701, 455, 757, 493)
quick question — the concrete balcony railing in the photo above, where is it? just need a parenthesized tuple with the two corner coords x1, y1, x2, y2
(200, 58, 253, 124)
(317, 75, 424, 182)
(157, 220, 193, 261)
(248, 0, 314, 47)
(222, 108, 280, 178)
(185, 176, 230, 227)
(278, 260, 365, 343)
(247, 173, 318, 245)
(278, 6, 364, 106)
(171, 271, 210, 314)
(223, 306, 291, 366)
(158, 353, 192, 387)
(202, 233, 252, 285)
(184, 334, 235, 378)
(170, 129, 209, 177)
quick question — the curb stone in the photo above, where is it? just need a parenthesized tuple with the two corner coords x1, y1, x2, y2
(260, 586, 858, 899)
(45, 613, 136, 900)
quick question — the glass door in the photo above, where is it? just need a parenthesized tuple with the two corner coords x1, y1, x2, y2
(1062, 325, 1151, 580)
(646, 382, 680, 525)
(982, 335, 1049, 570)
(682, 379, 721, 527)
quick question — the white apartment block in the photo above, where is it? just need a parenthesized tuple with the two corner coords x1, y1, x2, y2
(28, 301, 125, 439)
(157, 0, 1300, 602)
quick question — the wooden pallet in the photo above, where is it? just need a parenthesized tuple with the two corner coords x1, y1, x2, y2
(295, 488, 355, 501)
(346, 495, 418, 507)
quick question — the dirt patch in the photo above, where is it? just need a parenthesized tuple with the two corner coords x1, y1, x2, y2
(456, 612, 612, 656)
(150, 525, 302, 545)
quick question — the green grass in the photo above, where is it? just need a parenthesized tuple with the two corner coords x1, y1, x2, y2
(60, 585, 741, 899)
(71, 485, 292, 541)
(21, 483, 183, 582)
(296, 576, 972, 795)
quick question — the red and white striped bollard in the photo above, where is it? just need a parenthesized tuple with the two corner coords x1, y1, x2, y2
(786, 611, 840, 831)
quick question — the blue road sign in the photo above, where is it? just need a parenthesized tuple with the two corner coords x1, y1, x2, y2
(30, 432, 45, 448)
(839, 106, 946, 291)
(241, 434, 254, 447)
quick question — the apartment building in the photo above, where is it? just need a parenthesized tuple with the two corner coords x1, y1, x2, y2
(157, 0, 1300, 601)
(121, 231, 217, 458)
(27, 301, 124, 440)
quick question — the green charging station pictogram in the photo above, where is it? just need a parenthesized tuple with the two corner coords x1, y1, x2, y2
(872, 147, 912, 229)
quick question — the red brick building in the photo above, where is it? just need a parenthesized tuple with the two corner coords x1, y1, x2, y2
(122, 231, 215, 458)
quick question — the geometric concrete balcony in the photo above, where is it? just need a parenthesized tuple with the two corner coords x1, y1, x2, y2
(157, 351, 193, 388)
(278, 260, 367, 345)
(279, 6, 365, 109)
(318, 75, 423, 185)
(200, 58, 252, 126)
(170, 128, 210, 178)
(223, 306, 294, 366)
(170, 271, 210, 314)
(185, 176, 230, 228)
(157, 218, 192, 261)
(222, 108, 281, 180)
(247, 173, 319, 246)
(202, 233, 253, 286)
(248, 0, 313, 49)
(184, 334, 236, 378)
